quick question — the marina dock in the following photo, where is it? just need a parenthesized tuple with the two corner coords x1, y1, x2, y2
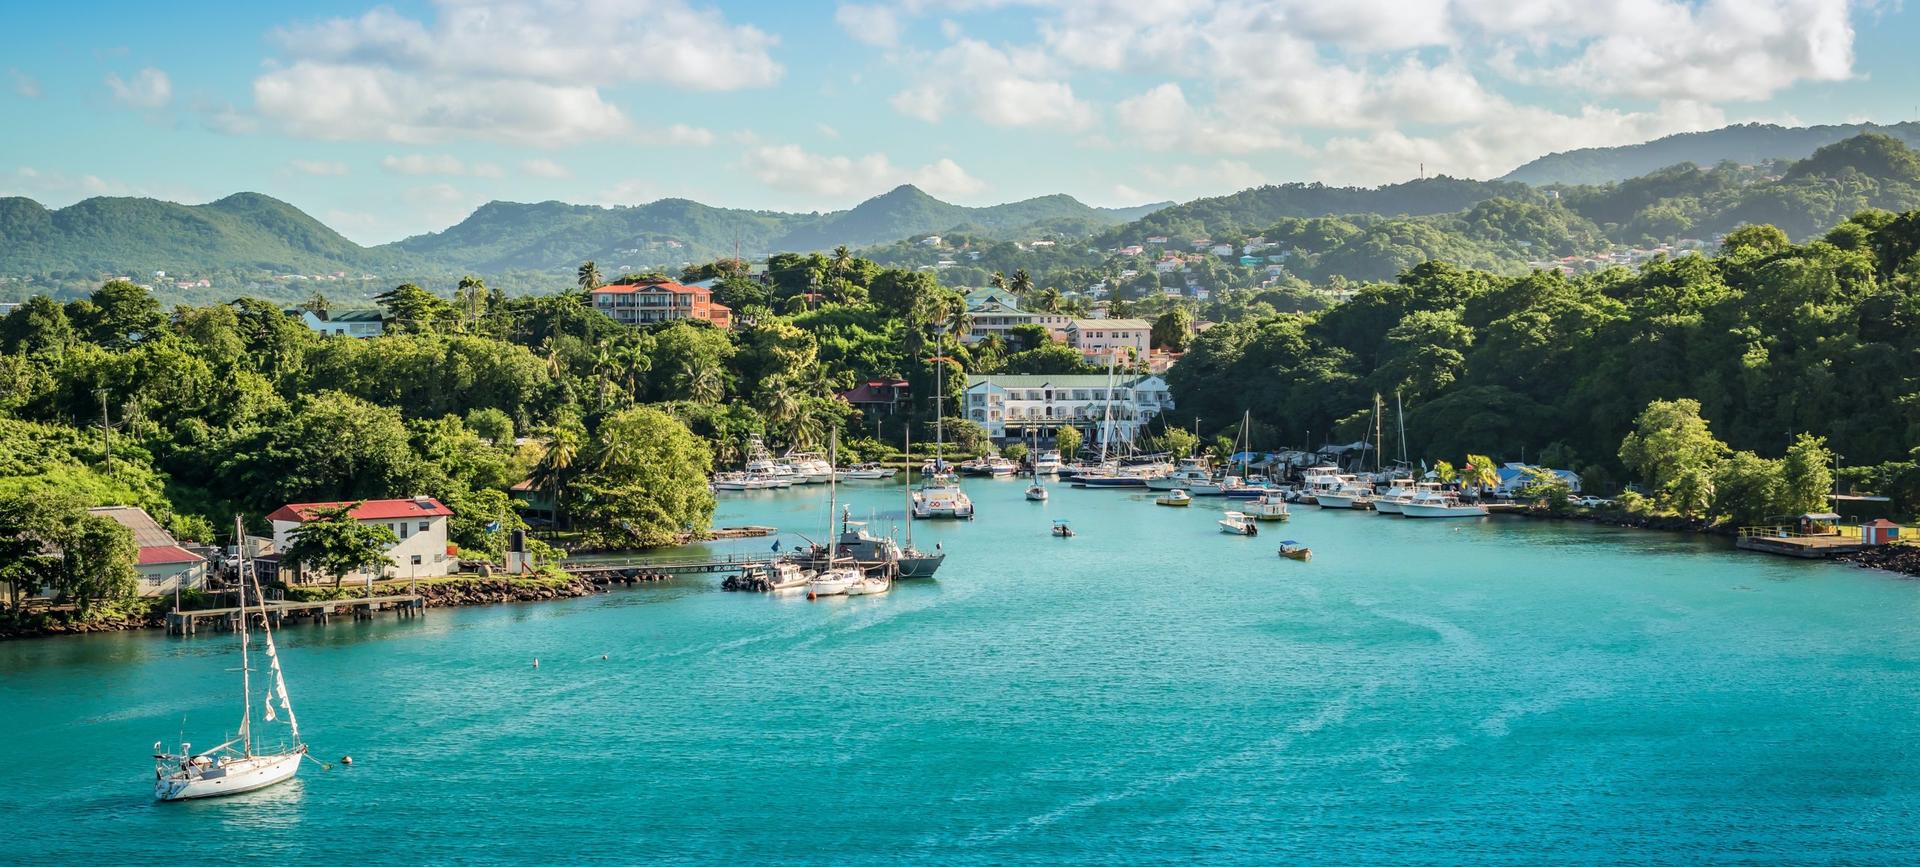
(166, 593, 425, 635)
(1734, 526, 1871, 559)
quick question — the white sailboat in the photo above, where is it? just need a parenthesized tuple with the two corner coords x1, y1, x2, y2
(1025, 429, 1049, 501)
(808, 433, 868, 598)
(154, 517, 307, 801)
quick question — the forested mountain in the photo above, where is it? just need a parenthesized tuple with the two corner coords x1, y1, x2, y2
(1503, 122, 1920, 185)
(0, 186, 1169, 286)
(1099, 176, 1531, 248)
(0, 192, 419, 277)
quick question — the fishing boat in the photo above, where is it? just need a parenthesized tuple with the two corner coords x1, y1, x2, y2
(1217, 511, 1259, 536)
(1248, 490, 1291, 521)
(1051, 519, 1075, 538)
(1400, 489, 1489, 518)
(783, 450, 835, 484)
(154, 517, 307, 801)
(1371, 477, 1419, 514)
(744, 438, 797, 487)
(1315, 478, 1375, 510)
(1278, 540, 1312, 561)
(1156, 489, 1191, 507)
(711, 472, 752, 491)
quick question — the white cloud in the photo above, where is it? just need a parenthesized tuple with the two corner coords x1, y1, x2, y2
(382, 154, 471, 176)
(237, 0, 780, 144)
(1319, 101, 1729, 185)
(890, 39, 1095, 131)
(663, 123, 716, 146)
(8, 69, 40, 99)
(105, 67, 171, 109)
(289, 159, 350, 176)
(1131, 160, 1271, 200)
(836, 3, 902, 47)
(521, 158, 571, 179)
(743, 144, 985, 201)
(816, 123, 841, 140)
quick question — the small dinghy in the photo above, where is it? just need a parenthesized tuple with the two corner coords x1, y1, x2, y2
(1278, 540, 1312, 561)
(1155, 489, 1191, 507)
(1051, 519, 1076, 538)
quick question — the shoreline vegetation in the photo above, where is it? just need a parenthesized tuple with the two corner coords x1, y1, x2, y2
(5, 135, 1920, 635)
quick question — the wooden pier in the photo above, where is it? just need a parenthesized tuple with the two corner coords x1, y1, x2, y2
(1734, 525, 1870, 559)
(167, 594, 425, 635)
(562, 552, 777, 579)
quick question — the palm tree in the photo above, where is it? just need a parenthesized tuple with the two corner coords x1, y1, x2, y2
(303, 291, 331, 316)
(577, 261, 603, 292)
(831, 245, 853, 277)
(530, 424, 583, 530)
(946, 301, 971, 345)
(988, 272, 1008, 296)
(675, 357, 725, 403)
(1010, 269, 1034, 299)
(1035, 287, 1063, 314)
(1462, 454, 1500, 496)
(614, 342, 650, 402)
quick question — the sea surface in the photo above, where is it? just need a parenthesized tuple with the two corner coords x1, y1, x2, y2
(4, 479, 1919, 864)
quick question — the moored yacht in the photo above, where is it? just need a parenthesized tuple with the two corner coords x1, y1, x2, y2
(1146, 457, 1225, 494)
(782, 450, 835, 484)
(1315, 477, 1375, 509)
(1248, 490, 1291, 521)
(958, 455, 1019, 477)
(1400, 489, 1489, 518)
(1031, 449, 1064, 475)
(1371, 477, 1420, 514)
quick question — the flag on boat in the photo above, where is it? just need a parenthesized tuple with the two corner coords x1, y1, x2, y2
(771, 539, 781, 552)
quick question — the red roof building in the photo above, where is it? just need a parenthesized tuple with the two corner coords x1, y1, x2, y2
(137, 545, 206, 566)
(838, 378, 910, 416)
(267, 498, 454, 523)
(591, 278, 732, 329)
(267, 497, 459, 583)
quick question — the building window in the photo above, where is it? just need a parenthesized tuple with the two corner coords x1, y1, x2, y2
(397, 523, 409, 539)
(418, 521, 430, 532)
(411, 555, 422, 566)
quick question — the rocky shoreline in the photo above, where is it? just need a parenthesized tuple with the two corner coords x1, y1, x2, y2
(1, 575, 604, 642)
(1835, 544, 1920, 577)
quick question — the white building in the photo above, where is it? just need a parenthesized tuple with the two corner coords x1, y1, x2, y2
(1066, 318, 1152, 357)
(964, 374, 1174, 444)
(269, 497, 458, 583)
(293, 308, 385, 338)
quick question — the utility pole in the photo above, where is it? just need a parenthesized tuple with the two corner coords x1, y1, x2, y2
(96, 388, 113, 475)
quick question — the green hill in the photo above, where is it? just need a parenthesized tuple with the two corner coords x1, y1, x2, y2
(1503, 122, 1920, 185)
(0, 192, 416, 277)
(1098, 176, 1533, 247)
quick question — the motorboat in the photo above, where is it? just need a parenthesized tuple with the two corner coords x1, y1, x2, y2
(155, 517, 306, 801)
(1315, 478, 1375, 509)
(1278, 541, 1312, 561)
(1248, 490, 1290, 521)
(1221, 477, 1279, 499)
(1156, 489, 1191, 507)
(839, 462, 897, 480)
(1299, 466, 1345, 498)
(1031, 449, 1064, 475)
(1400, 490, 1489, 518)
(913, 479, 975, 519)
(1371, 477, 1420, 514)
(1052, 519, 1076, 538)
(782, 450, 835, 484)
(711, 472, 751, 491)
(844, 570, 892, 595)
(1146, 457, 1225, 495)
(1217, 511, 1259, 535)
(729, 559, 814, 591)
(958, 455, 1019, 477)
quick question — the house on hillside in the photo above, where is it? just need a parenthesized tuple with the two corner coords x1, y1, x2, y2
(590, 278, 732, 329)
(87, 506, 207, 597)
(838, 378, 911, 417)
(294, 308, 385, 338)
(1066, 318, 1151, 358)
(268, 497, 457, 583)
(1493, 463, 1583, 496)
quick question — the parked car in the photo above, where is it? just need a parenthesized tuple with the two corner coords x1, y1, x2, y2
(1572, 495, 1616, 509)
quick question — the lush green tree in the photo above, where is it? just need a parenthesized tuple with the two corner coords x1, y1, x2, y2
(79, 280, 165, 348)
(571, 407, 715, 548)
(577, 261, 603, 291)
(52, 510, 139, 612)
(1619, 399, 1728, 508)
(376, 284, 454, 333)
(1002, 442, 1030, 463)
(1146, 427, 1199, 458)
(1, 296, 76, 354)
(1779, 433, 1835, 515)
(938, 417, 994, 458)
(283, 503, 399, 588)
(218, 391, 424, 513)
(1151, 307, 1195, 351)
(1053, 424, 1082, 457)
(1461, 454, 1501, 494)
(998, 342, 1100, 375)
(1710, 451, 1786, 525)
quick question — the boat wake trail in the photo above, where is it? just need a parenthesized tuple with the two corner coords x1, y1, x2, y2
(957, 685, 1378, 847)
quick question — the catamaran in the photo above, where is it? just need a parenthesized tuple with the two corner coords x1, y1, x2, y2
(154, 517, 308, 801)
(913, 353, 975, 519)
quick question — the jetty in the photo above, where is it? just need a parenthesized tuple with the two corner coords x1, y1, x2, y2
(561, 552, 777, 579)
(1735, 523, 1870, 559)
(167, 593, 424, 635)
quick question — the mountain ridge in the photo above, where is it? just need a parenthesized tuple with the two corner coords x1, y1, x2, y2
(1503, 121, 1920, 185)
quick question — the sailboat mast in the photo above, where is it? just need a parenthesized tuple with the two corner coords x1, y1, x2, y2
(1097, 349, 1116, 463)
(1397, 389, 1408, 469)
(903, 425, 913, 548)
(827, 431, 840, 562)
(1375, 393, 1384, 475)
(235, 515, 254, 756)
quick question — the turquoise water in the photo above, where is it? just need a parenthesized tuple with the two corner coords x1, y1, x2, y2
(5, 479, 1920, 863)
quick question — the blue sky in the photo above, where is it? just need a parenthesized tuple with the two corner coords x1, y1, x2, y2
(2, 0, 1914, 244)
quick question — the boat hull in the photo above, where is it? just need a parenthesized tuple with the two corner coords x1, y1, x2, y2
(1076, 476, 1148, 488)
(896, 552, 945, 578)
(1315, 493, 1371, 509)
(1400, 503, 1488, 518)
(1373, 499, 1405, 515)
(156, 751, 302, 801)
